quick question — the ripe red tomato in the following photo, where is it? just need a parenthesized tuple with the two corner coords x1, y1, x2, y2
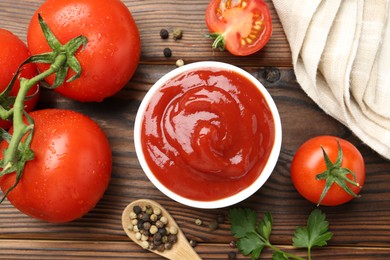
(0, 29, 39, 129)
(291, 136, 365, 206)
(27, 0, 141, 102)
(205, 0, 272, 56)
(0, 109, 112, 222)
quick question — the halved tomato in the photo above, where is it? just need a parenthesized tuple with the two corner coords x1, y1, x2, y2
(206, 0, 272, 56)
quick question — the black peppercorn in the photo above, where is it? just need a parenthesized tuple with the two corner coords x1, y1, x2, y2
(157, 244, 165, 252)
(163, 47, 172, 58)
(216, 214, 225, 224)
(142, 213, 150, 222)
(158, 227, 167, 236)
(133, 205, 142, 214)
(143, 222, 151, 230)
(208, 220, 219, 231)
(126, 203, 178, 253)
(160, 29, 169, 39)
(154, 232, 162, 241)
(153, 239, 162, 246)
(168, 234, 178, 243)
(189, 240, 197, 247)
(228, 251, 237, 260)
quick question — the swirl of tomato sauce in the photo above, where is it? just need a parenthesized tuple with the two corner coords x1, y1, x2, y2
(141, 68, 275, 201)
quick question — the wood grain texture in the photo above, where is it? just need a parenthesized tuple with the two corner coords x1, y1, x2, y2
(0, 0, 390, 259)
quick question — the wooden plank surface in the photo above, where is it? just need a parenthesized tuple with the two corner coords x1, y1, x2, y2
(0, 0, 390, 259)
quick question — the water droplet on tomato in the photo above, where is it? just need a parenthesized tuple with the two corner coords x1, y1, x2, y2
(48, 146, 56, 154)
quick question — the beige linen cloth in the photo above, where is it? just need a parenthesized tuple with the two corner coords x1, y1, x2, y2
(272, 0, 390, 159)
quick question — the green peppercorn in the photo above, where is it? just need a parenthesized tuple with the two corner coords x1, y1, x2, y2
(208, 220, 219, 231)
(172, 28, 183, 40)
(162, 235, 169, 244)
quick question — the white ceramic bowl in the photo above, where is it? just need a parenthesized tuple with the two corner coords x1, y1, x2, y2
(134, 61, 282, 209)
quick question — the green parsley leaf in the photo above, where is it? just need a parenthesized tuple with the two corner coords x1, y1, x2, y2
(272, 251, 289, 260)
(229, 208, 257, 238)
(237, 232, 265, 256)
(252, 246, 264, 260)
(229, 208, 332, 260)
(292, 209, 333, 249)
(256, 212, 273, 241)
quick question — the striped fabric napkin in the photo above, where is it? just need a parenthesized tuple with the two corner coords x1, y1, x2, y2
(272, 0, 390, 159)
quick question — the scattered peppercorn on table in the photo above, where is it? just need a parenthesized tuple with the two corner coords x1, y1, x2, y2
(1, 1, 390, 259)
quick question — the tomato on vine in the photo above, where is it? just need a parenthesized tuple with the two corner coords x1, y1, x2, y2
(205, 0, 272, 56)
(0, 109, 112, 223)
(0, 29, 39, 129)
(27, 0, 141, 102)
(291, 136, 365, 206)
(0, 11, 112, 222)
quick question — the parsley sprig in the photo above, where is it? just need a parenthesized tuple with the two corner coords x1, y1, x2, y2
(229, 208, 333, 260)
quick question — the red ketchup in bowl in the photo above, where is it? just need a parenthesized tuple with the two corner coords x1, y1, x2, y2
(139, 66, 276, 202)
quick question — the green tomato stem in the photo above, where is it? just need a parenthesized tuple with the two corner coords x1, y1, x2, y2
(0, 15, 86, 203)
(2, 54, 67, 169)
(253, 232, 306, 260)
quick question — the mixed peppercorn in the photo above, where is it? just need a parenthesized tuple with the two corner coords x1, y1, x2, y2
(159, 27, 185, 66)
(126, 204, 178, 252)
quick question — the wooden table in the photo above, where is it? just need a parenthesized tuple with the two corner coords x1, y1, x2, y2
(1, 1, 390, 259)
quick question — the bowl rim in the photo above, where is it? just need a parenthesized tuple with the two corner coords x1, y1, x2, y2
(134, 61, 282, 209)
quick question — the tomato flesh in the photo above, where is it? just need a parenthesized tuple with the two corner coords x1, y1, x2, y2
(206, 0, 272, 56)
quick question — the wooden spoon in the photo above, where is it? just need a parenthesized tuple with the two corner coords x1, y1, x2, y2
(122, 199, 202, 260)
